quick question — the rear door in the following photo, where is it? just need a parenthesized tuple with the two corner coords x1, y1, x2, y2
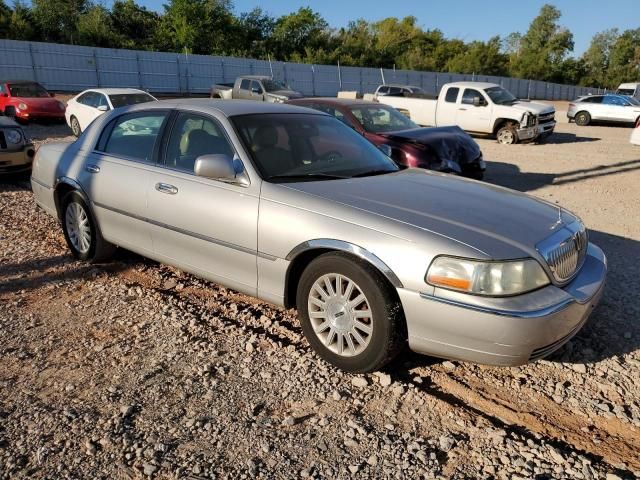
(79, 109, 169, 254)
(146, 110, 259, 295)
(435, 86, 460, 126)
(456, 88, 492, 132)
(236, 79, 252, 100)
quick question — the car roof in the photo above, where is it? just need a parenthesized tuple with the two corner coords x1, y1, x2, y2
(381, 84, 422, 89)
(126, 98, 325, 117)
(237, 75, 273, 81)
(444, 82, 500, 89)
(288, 97, 382, 107)
(80, 88, 151, 95)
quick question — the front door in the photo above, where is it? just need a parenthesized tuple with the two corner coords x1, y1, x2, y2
(146, 110, 259, 295)
(456, 88, 492, 132)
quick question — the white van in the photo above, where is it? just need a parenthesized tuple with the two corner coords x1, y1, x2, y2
(616, 82, 640, 98)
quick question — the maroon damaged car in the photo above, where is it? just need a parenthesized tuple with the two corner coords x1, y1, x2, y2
(288, 98, 485, 179)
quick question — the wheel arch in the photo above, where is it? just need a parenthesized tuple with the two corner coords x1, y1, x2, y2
(492, 117, 519, 135)
(283, 239, 403, 309)
(53, 177, 89, 221)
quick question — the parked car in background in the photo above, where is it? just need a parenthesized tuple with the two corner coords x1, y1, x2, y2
(567, 94, 640, 126)
(65, 88, 157, 136)
(616, 82, 640, 99)
(0, 113, 35, 174)
(210, 76, 303, 102)
(631, 118, 640, 145)
(376, 82, 556, 145)
(0, 80, 66, 123)
(288, 97, 485, 179)
(374, 84, 428, 96)
(31, 99, 606, 373)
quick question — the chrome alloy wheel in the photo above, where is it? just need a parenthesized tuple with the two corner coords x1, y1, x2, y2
(65, 202, 91, 253)
(307, 273, 373, 357)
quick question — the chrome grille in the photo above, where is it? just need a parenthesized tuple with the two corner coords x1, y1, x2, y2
(537, 222, 588, 284)
(539, 113, 555, 124)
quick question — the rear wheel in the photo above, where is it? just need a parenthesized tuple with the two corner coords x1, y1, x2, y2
(575, 111, 591, 126)
(70, 116, 81, 137)
(296, 252, 405, 373)
(496, 123, 518, 145)
(61, 191, 115, 262)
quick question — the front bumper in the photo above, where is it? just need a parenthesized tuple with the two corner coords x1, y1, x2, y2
(16, 110, 65, 121)
(517, 121, 556, 141)
(399, 243, 607, 366)
(0, 143, 36, 173)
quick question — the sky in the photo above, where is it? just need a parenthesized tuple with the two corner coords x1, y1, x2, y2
(131, 0, 640, 57)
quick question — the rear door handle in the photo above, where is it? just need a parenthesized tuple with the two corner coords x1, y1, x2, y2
(458, 108, 467, 111)
(85, 164, 100, 173)
(155, 183, 178, 195)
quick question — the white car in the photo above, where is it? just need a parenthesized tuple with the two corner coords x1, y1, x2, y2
(65, 88, 157, 136)
(631, 119, 640, 145)
(567, 94, 640, 126)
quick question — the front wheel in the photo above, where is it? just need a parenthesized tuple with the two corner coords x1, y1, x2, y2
(496, 124, 518, 145)
(61, 191, 115, 262)
(575, 111, 591, 126)
(296, 252, 405, 373)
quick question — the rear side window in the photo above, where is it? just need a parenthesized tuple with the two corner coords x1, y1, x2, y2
(101, 111, 167, 163)
(377, 86, 389, 94)
(240, 79, 251, 91)
(445, 88, 459, 103)
(581, 96, 602, 104)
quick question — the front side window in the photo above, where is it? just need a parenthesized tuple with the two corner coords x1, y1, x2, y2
(251, 81, 263, 94)
(603, 96, 627, 106)
(8, 82, 50, 98)
(232, 113, 398, 181)
(95, 94, 109, 108)
(445, 87, 459, 103)
(102, 112, 167, 162)
(377, 86, 389, 94)
(165, 112, 234, 173)
(349, 105, 417, 133)
(77, 92, 97, 107)
(462, 89, 485, 105)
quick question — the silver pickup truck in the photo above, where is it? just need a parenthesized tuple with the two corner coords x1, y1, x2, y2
(210, 76, 303, 103)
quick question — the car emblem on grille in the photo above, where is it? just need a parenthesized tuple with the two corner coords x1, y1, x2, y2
(536, 221, 587, 284)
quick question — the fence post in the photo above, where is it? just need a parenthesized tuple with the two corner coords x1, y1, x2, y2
(311, 64, 316, 96)
(220, 58, 226, 83)
(28, 43, 38, 82)
(337, 60, 342, 91)
(93, 50, 100, 87)
(136, 52, 143, 89)
(176, 57, 181, 94)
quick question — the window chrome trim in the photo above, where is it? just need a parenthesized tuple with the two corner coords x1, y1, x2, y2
(92, 200, 276, 261)
(285, 239, 403, 288)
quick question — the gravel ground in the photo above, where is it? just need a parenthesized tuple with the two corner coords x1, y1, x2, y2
(1, 116, 639, 479)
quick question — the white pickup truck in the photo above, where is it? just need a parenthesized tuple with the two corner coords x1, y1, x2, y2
(376, 82, 556, 144)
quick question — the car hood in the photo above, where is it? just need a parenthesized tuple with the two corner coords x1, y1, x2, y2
(17, 97, 64, 111)
(508, 101, 555, 115)
(379, 126, 481, 166)
(267, 90, 303, 99)
(281, 169, 577, 259)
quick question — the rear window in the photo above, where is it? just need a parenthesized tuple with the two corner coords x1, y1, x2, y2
(444, 88, 459, 103)
(109, 93, 155, 109)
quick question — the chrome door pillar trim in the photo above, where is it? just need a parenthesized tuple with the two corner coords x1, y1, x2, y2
(286, 239, 403, 288)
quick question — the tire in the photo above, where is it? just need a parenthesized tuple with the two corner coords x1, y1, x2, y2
(575, 111, 591, 126)
(296, 252, 406, 373)
(61, 191, 115, 262)
(496, 124, 518, 145)
(70, 116, 82, 137)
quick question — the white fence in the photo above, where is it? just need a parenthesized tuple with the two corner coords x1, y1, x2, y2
(0, 39, 603, 100)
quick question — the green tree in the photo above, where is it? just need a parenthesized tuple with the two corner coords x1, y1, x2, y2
(607, 28, 640, 88)
(270, 7, 329, 60)
(7, 1, 37, 40)
(0, 0, 10, 37)
(581, 29, 618, 87)
(231, 7, 275, 58)
(444, 37, 508, 75)
(508, 4, 574, 81)
(31, 0, 86, 43)
(76, 4, 119, 47)
(110, 0, 159, 50)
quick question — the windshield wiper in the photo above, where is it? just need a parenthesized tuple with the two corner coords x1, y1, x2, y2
(351, 169, 396, 178)
(266, 173, 349, 181)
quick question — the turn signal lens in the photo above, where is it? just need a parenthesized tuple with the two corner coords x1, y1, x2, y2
(426, 256, 550, 296)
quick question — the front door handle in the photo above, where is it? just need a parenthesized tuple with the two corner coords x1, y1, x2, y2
(155, 183, 178, 195)
(86, 164, 100, 173)
(458, 108, 467, 111)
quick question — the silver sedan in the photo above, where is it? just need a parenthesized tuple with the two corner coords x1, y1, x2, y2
(568, 94, 640, 126)
(30, 100, 607, 373)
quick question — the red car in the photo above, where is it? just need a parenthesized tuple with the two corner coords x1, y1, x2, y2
(0, 80, 66, 123)
(287, 98, 485, 179)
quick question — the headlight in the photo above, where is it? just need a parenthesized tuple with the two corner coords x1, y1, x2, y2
(4, 128, 22, 144)
(426, 256, 549, 296)
(18, 102, 28, 110)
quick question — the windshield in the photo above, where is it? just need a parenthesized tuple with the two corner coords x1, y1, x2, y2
(349, 105, 418, 133)
(262, 79, 289, 92)
(626, 96, 640, 106)
(232, 113, 399, 182)
(617, 89, 635, 96)
(9, 82, 50, 98)
(109, 93, 156, 108)
(485, 86, 518, 105)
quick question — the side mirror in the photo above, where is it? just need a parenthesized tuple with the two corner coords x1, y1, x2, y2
(252, 87, 263, 94)
(472, 97, 485, 107)
(378, 144, 392, 158)
(97, 105, 109, 112)
(194, 154, 236, 180)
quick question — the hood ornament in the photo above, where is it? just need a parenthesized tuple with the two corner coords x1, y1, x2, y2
(551, 207, 563, 230)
